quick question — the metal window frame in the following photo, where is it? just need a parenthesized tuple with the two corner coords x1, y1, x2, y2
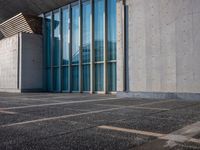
(61, 5, 71, 93)
(52, 9, 61, 92)
(71, 2, 81, 92)
(43, 0, 117, 94)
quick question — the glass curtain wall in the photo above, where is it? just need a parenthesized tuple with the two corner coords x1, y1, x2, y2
(107, 0, 116, 91)
(53, 10, 61, 92)
(45, 14, 52, 91)
(82, 0, 91, 91)
(94, 0, 104, 91)
(71, 4, 80, 91)
(62, 7, 70, 91)
(44, 0, 116, 93)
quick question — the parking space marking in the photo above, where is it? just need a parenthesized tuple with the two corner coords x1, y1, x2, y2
(0, 110, 17, 115)
(162, 121, 200, 148)
(97, 104, 170, 111)
(98, 122, 200, 146)
(0, 95, 89, 102)
(0, 99, 174, 128)
(0, 97, 120, 110)
(98, 125, 164, 137)
(0, 107, 123, 127)
(136, 99, 176, 107)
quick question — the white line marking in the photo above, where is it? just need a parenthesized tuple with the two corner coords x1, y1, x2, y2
(0, 95, 89, 102)
(0, 110, 17, 115)
(98, 125, 164, 137)
(127, 106, 170, 111)
(0, 107, 122, 127)
(0, 99, 174, 127)
(136, 99, 176, 107)
(98, 122, 200, 145)
(0, 98, 119, 110)
(97, 104, 170, 111)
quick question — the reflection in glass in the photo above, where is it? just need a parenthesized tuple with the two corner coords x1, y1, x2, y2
(82, 1, 91, 63)
(45, 0, 117, 93)
(108, 63, 116, 91)
(72, 65, 79, 91)
(45, 14, 52, 91)
(72, 5, 80, 64)
(107, 0, 116, 92)
(62, 8, 69, 65)
(95, 64, 104, 91)
(71, 4, 80, 91)
(107, 0, 116, 61)
(62, 67, 69, 91)
(82, 1, 91, 91)
(94, 0, 104, 62)
(53, 11, 61, 91)
(82, 65, 90, 91)
(62, 8, 70, 91)
(53, 68, 60, 91)
(47, 68, 51, 91)
(45, 14, 52, 67)
(94, 0, 104, 91)
(53, 11, 60, 66)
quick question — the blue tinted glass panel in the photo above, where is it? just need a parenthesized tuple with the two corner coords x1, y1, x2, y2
(62, 66, 69, 91)
(72, 65, 79, 91)
(95, 63, 104, 91)
(108, 62, 116, 91)
(82, 1, 91, 63)
(45, 15, 51, 67)
(62, 8, 69, 65)
(53, 11, 60, 66)
(47, 68, 51, 91)
(107, 0, 116, 60)
(72, 5, 80, 64)
(94, 0, 104, 62)
(53, 67, 60, 91)
(82, 65, 90, 91)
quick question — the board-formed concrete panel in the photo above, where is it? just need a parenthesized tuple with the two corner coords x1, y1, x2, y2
(20, 33, 43, 91)
(121, 0, 200, 96)
(0, 34, 19, 92)
(0, 32, 43, 93)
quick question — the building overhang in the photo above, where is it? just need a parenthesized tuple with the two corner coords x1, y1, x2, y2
(0, 0, 76, 23)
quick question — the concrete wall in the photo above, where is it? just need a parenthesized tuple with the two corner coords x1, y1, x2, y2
(0, 34, 19, 92)
(20, 33, 43, 91)
(0, 32, 43, 92)
(118, 0, 200, 97)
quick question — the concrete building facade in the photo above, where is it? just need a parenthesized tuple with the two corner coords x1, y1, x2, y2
(0, 0, 200, 100)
